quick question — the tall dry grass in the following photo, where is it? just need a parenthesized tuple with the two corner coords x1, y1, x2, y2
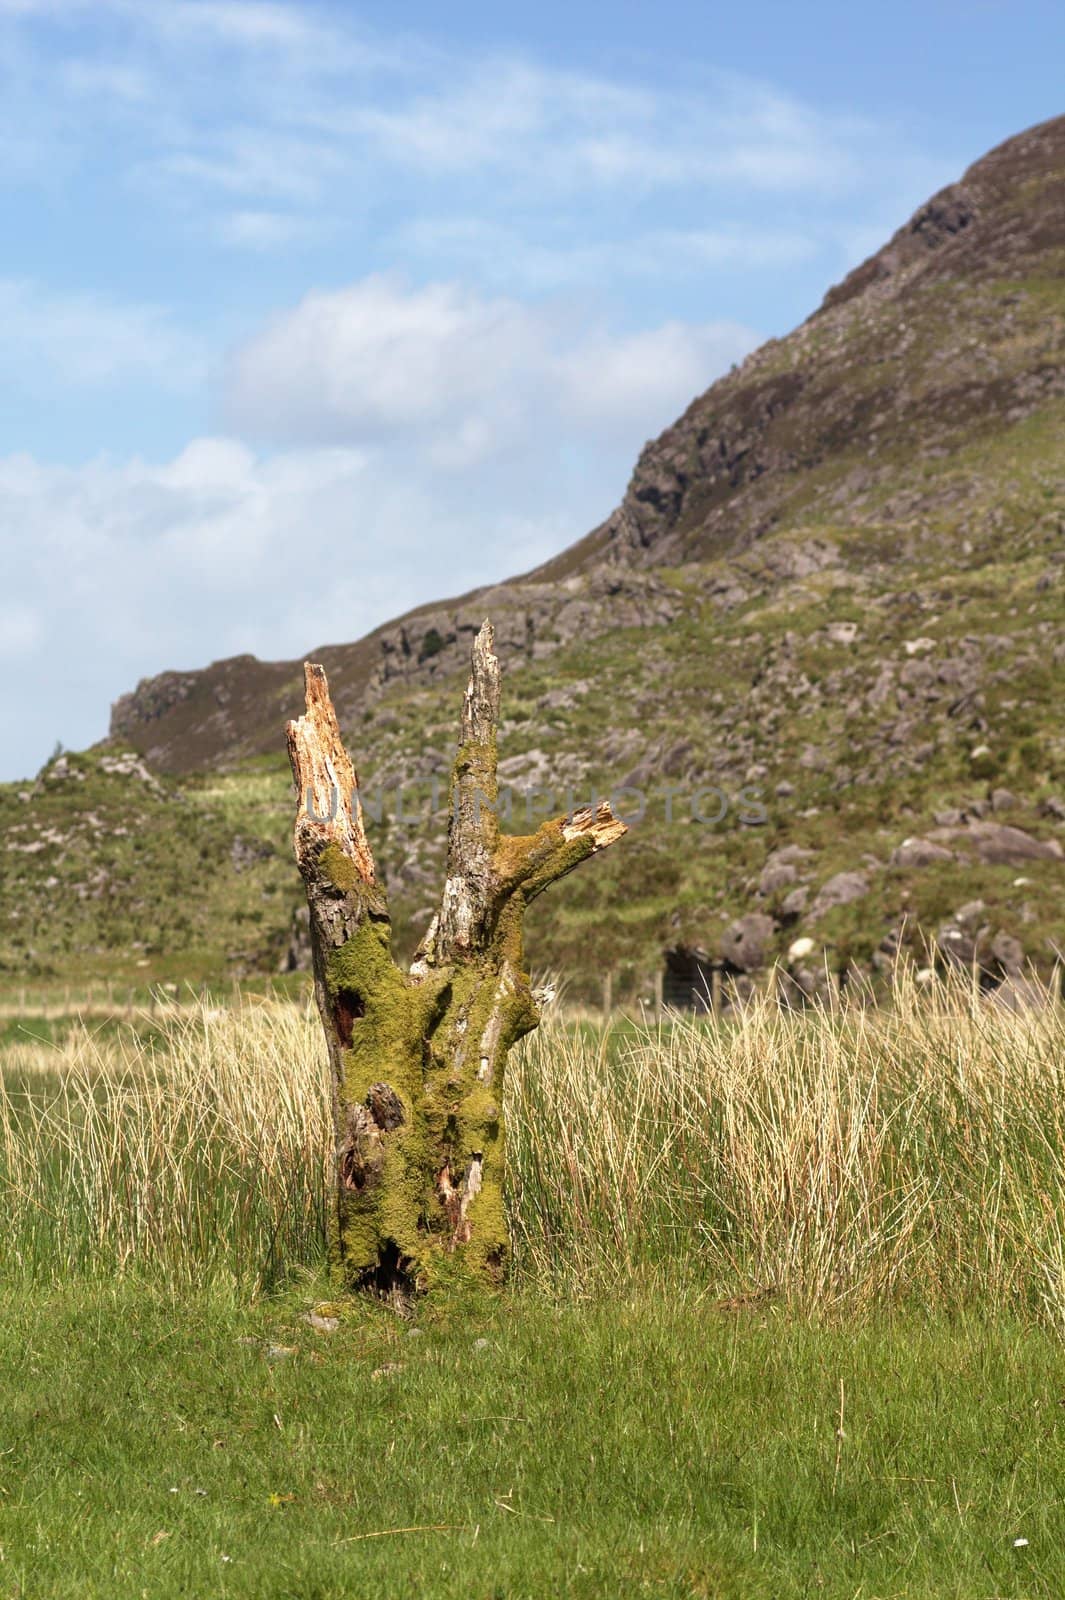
(0, 1000, 330, 1289)
(512, 969, 1065, 1323)
(3, 972, 1065, 1321)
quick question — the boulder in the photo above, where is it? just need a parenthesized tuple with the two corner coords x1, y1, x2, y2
(931, 822, 1063, 865)
(661, 738, 694, 776)
(759, 861, 798, 895)
(989, 932, 1025, 975)
(719, 912, 776, 973)
(780, 885, 810, 918)
(809, 870, 870, 921)
(765, 844, 815, 868)
(891, 836, 954, 868)
(937, 921, 981, 967)
(990, 975, 1049, 1012)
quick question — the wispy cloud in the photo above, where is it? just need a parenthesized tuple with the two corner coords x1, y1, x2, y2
(275, 56, 871, 197)
(157, 131, 346, 203)
(0, 279, 207, 388)
(58, 57, 150, 100)
(142, 1, 334, 49)
(0, 0, 942, 249)
(393, 216, 818, 292)
(215, 208, 331, 250)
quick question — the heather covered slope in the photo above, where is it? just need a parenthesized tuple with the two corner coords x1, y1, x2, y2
(2, 116, 1064, 994)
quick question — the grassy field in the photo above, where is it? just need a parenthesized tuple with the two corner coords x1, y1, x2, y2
(2, 1285, 1063, 1598)
(2, 978, 1065, 1596)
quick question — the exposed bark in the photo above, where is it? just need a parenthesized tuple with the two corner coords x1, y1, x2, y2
(287, 621, 625, 1295)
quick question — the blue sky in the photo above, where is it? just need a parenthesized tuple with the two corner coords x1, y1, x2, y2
(0, 0, 1060, 779)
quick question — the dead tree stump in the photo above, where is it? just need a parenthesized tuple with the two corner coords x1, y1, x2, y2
(286, 621, 625, 1294)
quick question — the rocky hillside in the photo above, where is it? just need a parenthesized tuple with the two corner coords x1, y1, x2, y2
(539, 113, 1065, 576)
(3, 114, 1064, 1000)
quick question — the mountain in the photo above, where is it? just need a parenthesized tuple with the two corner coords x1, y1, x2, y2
(3, 114, 1064, 1000)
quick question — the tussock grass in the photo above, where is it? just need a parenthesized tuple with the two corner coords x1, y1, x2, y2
(513, 970, 1065, 1325)
(3, 971, 1065, 1324)
(0, 1000, 329, 1288)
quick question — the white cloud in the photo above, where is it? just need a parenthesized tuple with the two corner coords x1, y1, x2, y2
(224, 274, 758, 461)
(59, 58, 151, 101)
(553, 322, 750, 432)
(0, 279, 207, 389)
(144, 1, 331, 49)
(157, 130, 345, 203)
(0, 0, 351, 50)
(0, 435, 589, 776)
(334, 59, 869, 196)
(0, 277, 758, 777)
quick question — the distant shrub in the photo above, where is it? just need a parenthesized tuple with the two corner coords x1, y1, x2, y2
(418, 627, 446, 663)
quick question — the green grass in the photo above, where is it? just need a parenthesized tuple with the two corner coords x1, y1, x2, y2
(2, 1284, 1064, 1598)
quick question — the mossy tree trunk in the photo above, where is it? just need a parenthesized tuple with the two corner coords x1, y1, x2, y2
(286, 621, 625, 1295)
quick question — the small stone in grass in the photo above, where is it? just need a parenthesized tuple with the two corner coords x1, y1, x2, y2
(304, 1312, 340, 1334)
(473, 1337, 490, 1351)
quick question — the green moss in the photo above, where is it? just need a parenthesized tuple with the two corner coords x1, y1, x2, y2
(319, 892, 533, 1289)
(322, 888, 541, 1288)
(319, 842, 358, 893)
(493, 823, 597, 906)
(463, 1174, 508, 1278)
